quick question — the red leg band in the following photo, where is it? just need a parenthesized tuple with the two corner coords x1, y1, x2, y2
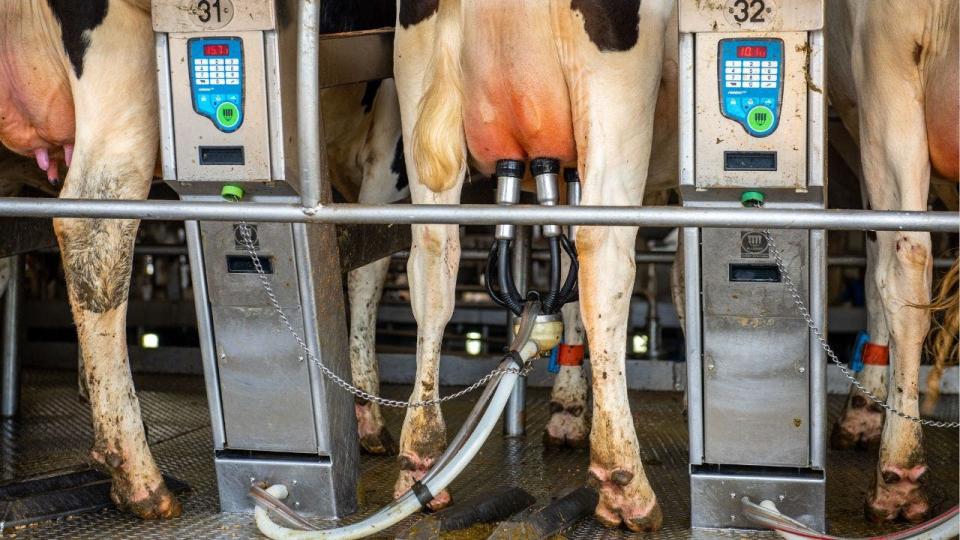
(558, 344, 585, 366)
(863, 343, 889, 366)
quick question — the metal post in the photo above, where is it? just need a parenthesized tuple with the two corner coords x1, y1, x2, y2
(1, 255, 21, 417)
(297, 0, 325, 209)
(504, 227, 530, 437)
(644, 263, 662, 359)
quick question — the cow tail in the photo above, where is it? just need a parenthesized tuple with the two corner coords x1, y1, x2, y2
(920, 257, 958, 415)
(412, 0, 465, 193)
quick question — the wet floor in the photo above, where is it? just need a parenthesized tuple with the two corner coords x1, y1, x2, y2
(0, 369, 957, 539)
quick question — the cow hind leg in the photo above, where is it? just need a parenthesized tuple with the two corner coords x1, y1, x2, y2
(865, 231, 931, 523)
(557, 0, 670, 529)
(349, 81, 409, 455)
(392, 8, 464, 510)
(852, 10, 933, 520)
(57, 213, 178, 519)
(831, 233, 888, 450)
(53, 0, 179, 519)
(349, 256, 396, 455)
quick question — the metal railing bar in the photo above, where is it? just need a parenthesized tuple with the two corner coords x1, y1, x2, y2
(0, 199, 954, 232)
(393, 250, 955, 269)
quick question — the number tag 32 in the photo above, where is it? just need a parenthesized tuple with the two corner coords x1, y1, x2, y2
(724, 0, 776, 28)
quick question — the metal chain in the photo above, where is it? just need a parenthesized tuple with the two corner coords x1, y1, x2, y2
(236, 221, 532, 409)
(762, 229, 959, 429)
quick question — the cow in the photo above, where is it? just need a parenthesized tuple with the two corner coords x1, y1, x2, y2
(0, 0, 405, 519)
(391, 0, 675, 529)
(825, 0, 958, 523)
(0, 0, 181, 519)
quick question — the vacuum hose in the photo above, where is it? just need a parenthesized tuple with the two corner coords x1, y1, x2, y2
(251, 302, 546, 540)
(741, 497, 959, 540)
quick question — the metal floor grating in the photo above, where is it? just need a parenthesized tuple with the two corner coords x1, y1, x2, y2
(1, 369, 957, 539)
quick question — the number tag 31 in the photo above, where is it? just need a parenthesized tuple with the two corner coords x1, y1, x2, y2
(191, 0, 234, 30)
(724, 0, 776, 28)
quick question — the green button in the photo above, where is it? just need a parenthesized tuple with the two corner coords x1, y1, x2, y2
(216, 102, 240, 128)
(747, 105, 775, 133)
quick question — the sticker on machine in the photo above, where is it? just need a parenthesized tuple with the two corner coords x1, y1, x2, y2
(724, 0, 778, 29)
(740, 231, 769, 258)
(234, 223, 259, 250)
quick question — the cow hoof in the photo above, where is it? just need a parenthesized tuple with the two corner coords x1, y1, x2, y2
(588, 465, 662, 532)
(360, 426, 398, 456)
(865, 465, 930, 523)
(113, 482, 182, 520)
(543, 403, 589, 449)
(830, 395, 883, 450)
(355, 402, 397, 455)
(394, 452, 452, 511)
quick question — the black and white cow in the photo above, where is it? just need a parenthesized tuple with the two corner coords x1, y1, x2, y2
(0, 0, 406, 519)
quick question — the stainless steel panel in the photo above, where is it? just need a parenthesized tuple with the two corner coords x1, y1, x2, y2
(199, 221, 301, 308)
(809, 228, 826, 469)
(212, 304, 318, 453)
(684, 227, 704, 465)
(214, 455, 350, 517)
(691, 470, 825, 531)
(701, 228, 808, 319)
(294, 222, 358, 477)
(702, 315, 810, 466)
(700, 227, 811, 467)
(186, 221, 227, 449)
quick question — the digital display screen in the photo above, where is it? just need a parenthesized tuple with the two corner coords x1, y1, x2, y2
(736, 45, 767, 58)
(203, 44, 230, 56)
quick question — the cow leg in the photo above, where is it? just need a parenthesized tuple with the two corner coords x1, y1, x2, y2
(853, 14, 932, 521)
(349, 80, 408, 456)
(831, 233, 888, 450)
(544, 251, 590, 448)
(52, 1, 179, 519)
(349, 257, 394, 455)
(392, 9, 465, 510)
(557, 1, 669, 529)
(392, 208, 461, 510)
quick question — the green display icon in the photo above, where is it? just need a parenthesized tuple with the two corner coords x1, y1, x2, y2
(747, 105, 775, 133)
(216, 102, 240, 129)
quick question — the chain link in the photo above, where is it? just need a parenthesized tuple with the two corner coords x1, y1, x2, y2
(236, 221, 531, 409)
(762, 229, 959, 429)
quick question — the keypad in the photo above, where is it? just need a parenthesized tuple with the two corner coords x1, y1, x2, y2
(724, 59, 779, 89)
(188, 37, 244, 133)
(193, 58, 240, 86)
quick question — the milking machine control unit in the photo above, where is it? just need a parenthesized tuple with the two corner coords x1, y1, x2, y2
(152, 0, 358, 518)
(188, 37, 245, 132)
(680, 0, 827, 531)
(718, 38, 784, 138)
